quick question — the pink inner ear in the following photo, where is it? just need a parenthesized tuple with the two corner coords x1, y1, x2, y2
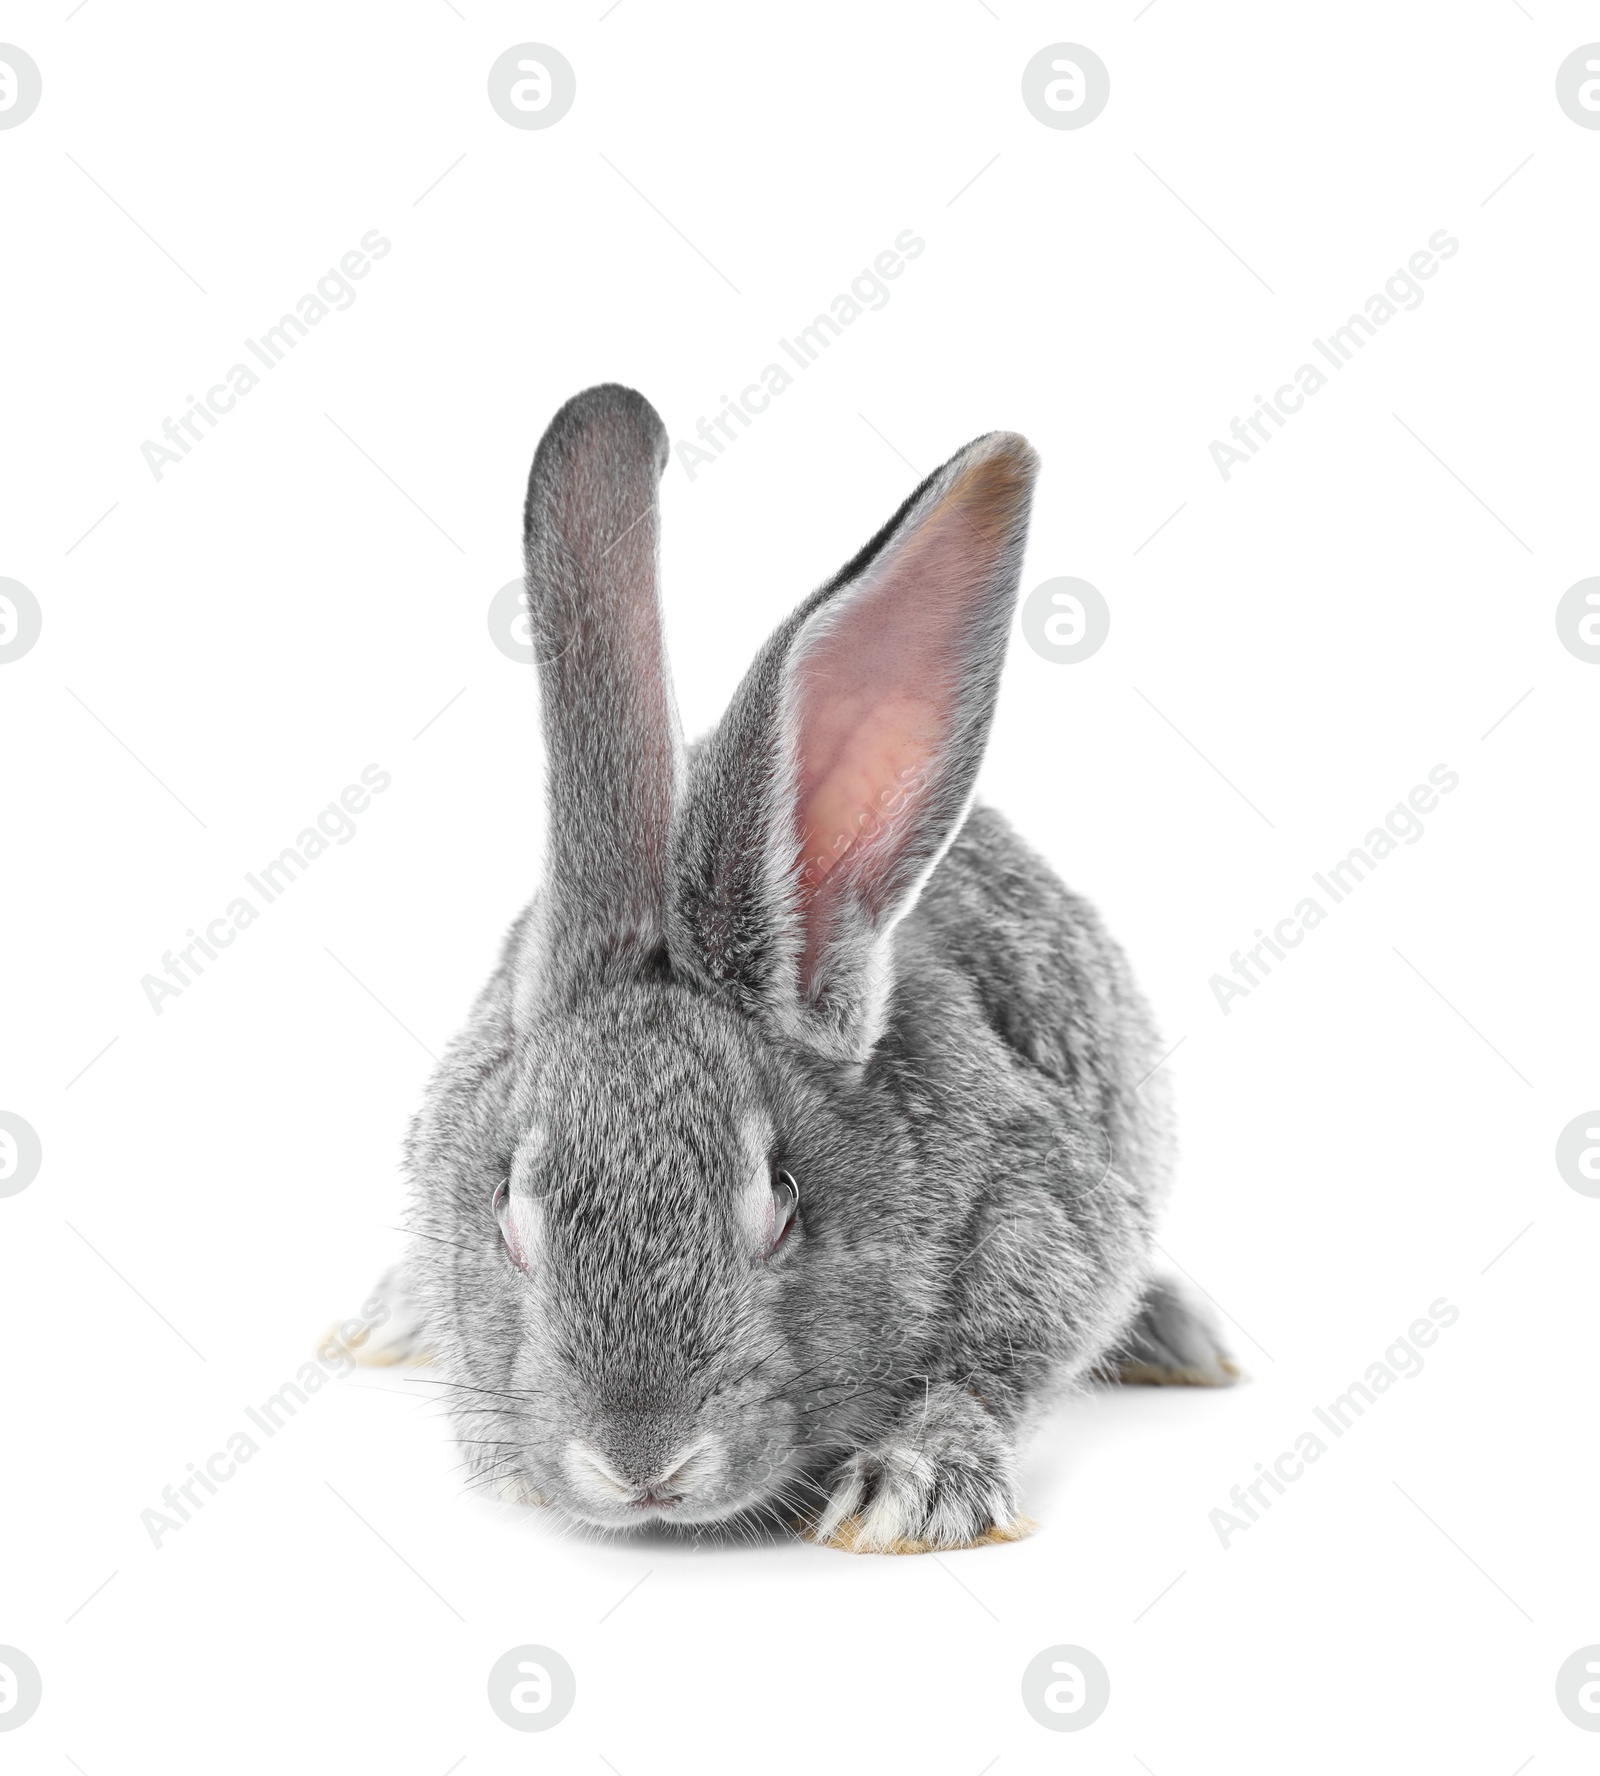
(795, 695, 935, 894)
(790, 469, 1008, 921)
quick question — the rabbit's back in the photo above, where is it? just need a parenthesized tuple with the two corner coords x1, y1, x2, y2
(893, 801, 1175, 1217)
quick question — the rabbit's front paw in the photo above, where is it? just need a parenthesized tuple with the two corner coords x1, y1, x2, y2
(810, 1386, 1035, 1554)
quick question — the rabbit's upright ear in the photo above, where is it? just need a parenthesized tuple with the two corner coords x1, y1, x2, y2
(524, 385, 681, 1003)
(669, 431, 1038, 1061)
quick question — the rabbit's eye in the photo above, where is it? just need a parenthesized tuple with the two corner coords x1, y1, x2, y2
(493, 1179, 529, 1272)
(766, 1167, 800, 1257)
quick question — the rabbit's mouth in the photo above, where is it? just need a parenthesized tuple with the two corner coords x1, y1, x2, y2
(560, 1431, 729, 1521)
(628, 1485, 685, 1511)
(549, 1436, 797, 1530)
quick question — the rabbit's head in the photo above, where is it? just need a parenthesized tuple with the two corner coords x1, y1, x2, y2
(416, 386, 1038, 1530)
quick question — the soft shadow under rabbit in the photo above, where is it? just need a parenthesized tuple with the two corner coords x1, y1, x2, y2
(353, 384, 1236, 1554)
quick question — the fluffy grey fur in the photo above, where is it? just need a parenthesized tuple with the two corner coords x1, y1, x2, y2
(401, 384, 1233, 1552)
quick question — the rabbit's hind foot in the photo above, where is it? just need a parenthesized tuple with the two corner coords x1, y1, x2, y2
(1100, 1272, 1243, 1388)
(318, 1263, 435, 1368)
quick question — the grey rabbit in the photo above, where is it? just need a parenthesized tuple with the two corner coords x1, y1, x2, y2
(377, 383, 1237, 1554)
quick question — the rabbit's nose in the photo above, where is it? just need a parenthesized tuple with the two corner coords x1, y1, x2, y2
(565, 1434, 720, 1507)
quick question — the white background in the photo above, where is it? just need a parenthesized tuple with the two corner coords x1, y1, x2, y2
(3, 3, 1596, 1770)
